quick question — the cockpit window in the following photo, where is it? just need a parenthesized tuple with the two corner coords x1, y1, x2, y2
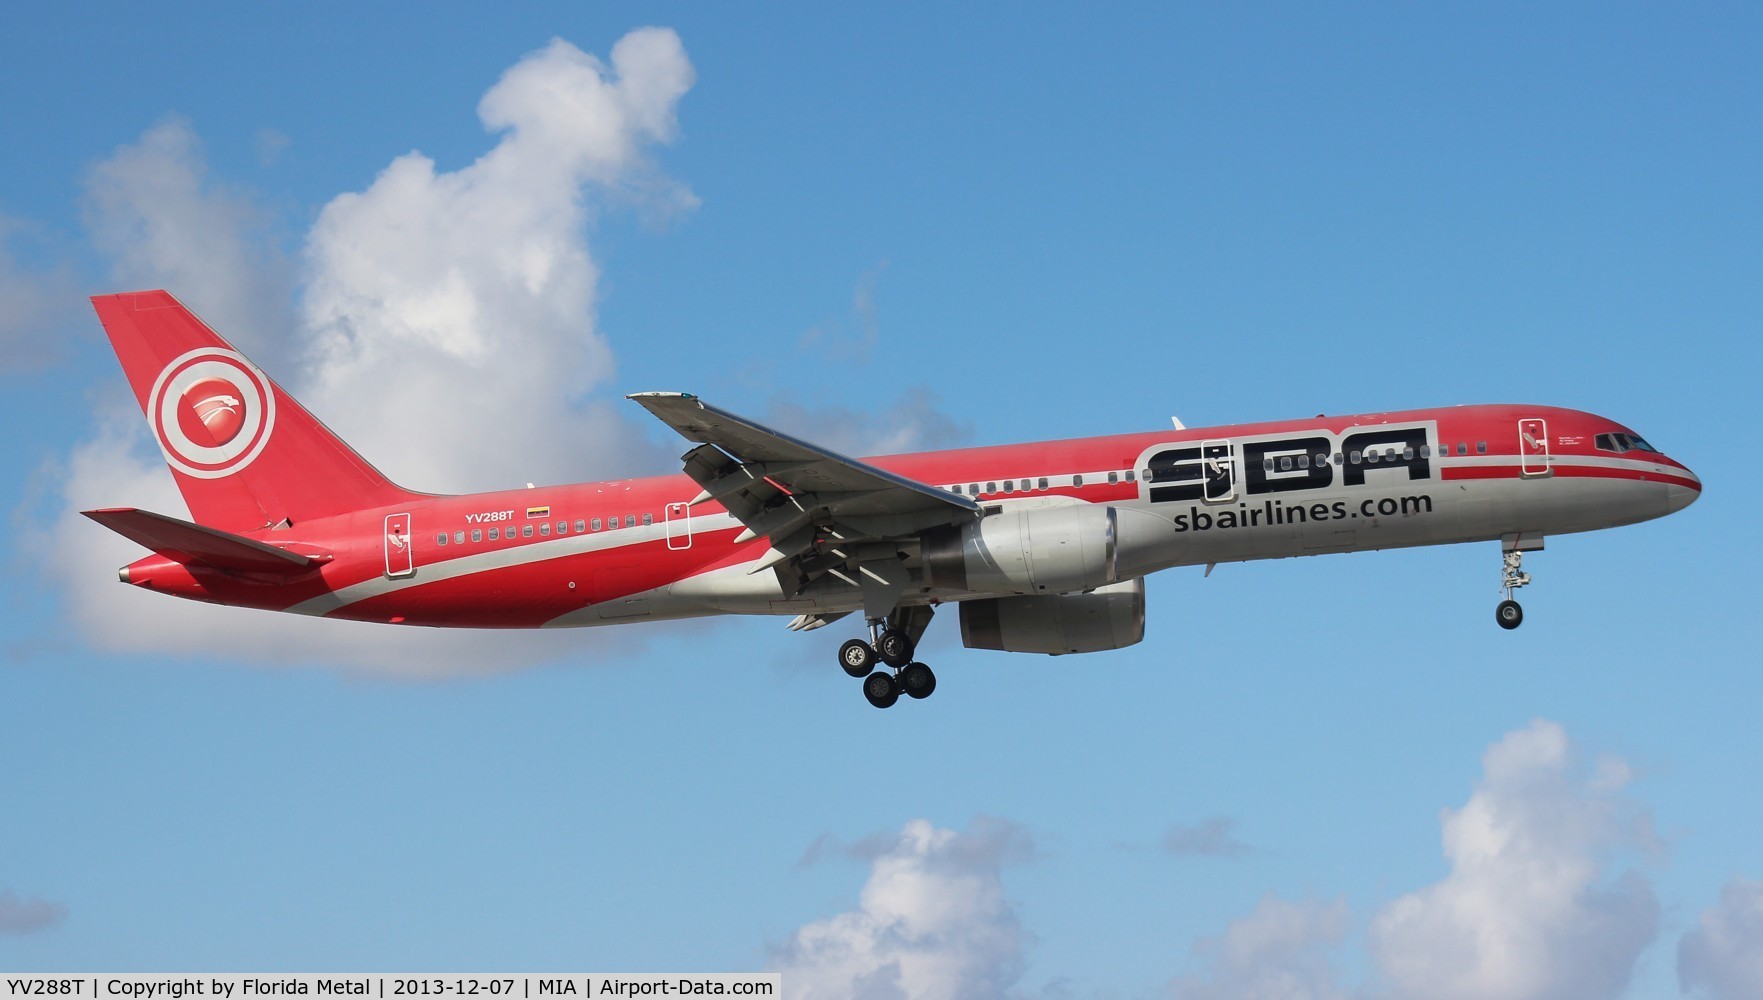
(1596, 432, 1658, 454)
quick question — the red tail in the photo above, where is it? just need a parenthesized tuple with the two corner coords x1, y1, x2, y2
(91, 290, 424, 531)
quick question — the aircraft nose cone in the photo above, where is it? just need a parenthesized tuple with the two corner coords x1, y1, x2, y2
(1667, 465, 1702, 513)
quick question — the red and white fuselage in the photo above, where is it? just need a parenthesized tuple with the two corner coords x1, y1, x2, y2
(85, 291, 1699, 693)
(116, 403, 1698, 627)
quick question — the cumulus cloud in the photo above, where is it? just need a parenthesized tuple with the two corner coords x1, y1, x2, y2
(1367, 719, 1659, 1000)
(1679, 877, 1763, 999)
(300, 30, 694, 493)
(83, 117, 294, 352)
(33, 29, 697, 674)
(770, 817, 1032, 1000)
(1169, 894, 1351, 1000)
(0, 889, 66, 935)
(1162, 817, 1250, 858)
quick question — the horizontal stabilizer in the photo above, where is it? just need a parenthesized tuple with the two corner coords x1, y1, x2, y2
(83, 507, 325, 574)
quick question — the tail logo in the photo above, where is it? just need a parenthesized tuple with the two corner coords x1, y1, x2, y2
(148, 349, 277, 479)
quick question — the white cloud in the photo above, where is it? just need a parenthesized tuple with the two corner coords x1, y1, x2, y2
(82, 117, 294, 352)
(770, 817, 1032, 1000)
(35, 29, 697, 675)
(1679, 877, 1763, 999)
(1169, 895, 1351, 1000)
(1162, 817, 1251, 858)
(299, 30, 694, 494)
(1366, 719, 1659, 1000)
(0, 889, 65, 935)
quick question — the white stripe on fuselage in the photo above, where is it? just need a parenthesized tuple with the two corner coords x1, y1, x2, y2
(285, 509, 746, 617)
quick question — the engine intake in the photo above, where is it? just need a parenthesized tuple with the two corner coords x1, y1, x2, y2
(959, 578, 1146, 654)
(923, 504, 1117, 596)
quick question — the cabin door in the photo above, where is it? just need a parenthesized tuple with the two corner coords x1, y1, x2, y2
(384, 512, 415, 578)
(1201, 439, 1237, 503)
(1518, 419, 1551, 477)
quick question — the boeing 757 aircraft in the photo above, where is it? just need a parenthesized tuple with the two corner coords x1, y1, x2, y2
(85, 291, 1700, 707)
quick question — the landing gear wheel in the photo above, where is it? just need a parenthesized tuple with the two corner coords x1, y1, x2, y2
(900, 662, 937, 700)
(862, 670, 900, 709)
(1496, 599, 1524, 630)
(839, 639, 876, 678)
(876, 629, 914, 668)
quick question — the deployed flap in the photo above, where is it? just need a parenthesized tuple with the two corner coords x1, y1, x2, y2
(628, 392, 981, 592)
(629, 392, 978, 533)
(83, 507, 326, 574)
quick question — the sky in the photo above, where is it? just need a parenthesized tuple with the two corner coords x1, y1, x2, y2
(2, 3, 1760, 996)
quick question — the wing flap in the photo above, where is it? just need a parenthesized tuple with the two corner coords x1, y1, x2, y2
(84, 507, 326, 575)
(628, 392, 981, 603)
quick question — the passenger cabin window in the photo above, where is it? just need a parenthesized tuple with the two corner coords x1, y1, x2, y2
(1124, 471, 1135, 483)
(522, 524, 533, 538)
(1349, 451, 1362, 464)
(471, 529, 482, 542)
(1040, 477, 1050, 489)
(1477, 441, 1488, 454)
(453, 531, 465, 544)
(1107, 472, 1118, 485)
(643, 513, 654, 526)
(575, 520, 586, 533)
(437, 533, 448, 545)
(987, 482, 997, 494)
(1073, 475, 1084, 487)
(588, 518, 599, 531)
(539, 523, 550, 537)
(489, 527, 500, 540)
(625, 515, 636, 528)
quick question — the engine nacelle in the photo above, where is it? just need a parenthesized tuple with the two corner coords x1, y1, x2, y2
(959, 578, 1146, 655)
(922, 504, 1117, 596)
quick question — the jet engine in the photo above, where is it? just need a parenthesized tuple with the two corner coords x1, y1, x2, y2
(958, 578, 1146, 655)
(922, 504, 1117, 596)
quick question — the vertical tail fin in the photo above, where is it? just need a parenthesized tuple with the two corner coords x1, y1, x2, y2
(91, 290, 425, 531)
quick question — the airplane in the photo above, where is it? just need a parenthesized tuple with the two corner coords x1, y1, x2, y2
(84, 290, 1701, 708)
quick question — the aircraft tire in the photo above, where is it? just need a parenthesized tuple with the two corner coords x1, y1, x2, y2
(840, 639, 877, 677)
(863, 670, 900, 709)
(876, 629, 914, 668)
(901, 662, 936, 700)
(1496, 599, 1524, 630)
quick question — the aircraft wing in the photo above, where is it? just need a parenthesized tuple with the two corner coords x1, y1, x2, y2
(628, 392, 981, 584)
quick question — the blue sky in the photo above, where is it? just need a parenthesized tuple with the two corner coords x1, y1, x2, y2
(2, 4, 1760, 996)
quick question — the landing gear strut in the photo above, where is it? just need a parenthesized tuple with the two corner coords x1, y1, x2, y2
(835, 609, 938, 708)
(1495, 537, 1537, 630)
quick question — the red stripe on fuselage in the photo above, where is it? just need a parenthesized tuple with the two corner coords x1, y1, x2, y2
(1440, 464, 1701, 491)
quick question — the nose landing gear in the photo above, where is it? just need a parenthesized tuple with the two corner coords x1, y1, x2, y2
(1495, 534, 1541, 630)
(837, 609, 938, 708)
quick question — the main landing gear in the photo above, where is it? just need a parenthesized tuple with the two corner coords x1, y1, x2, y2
(1495, 536, 1537, 630)
(838, 611, 937, 709)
